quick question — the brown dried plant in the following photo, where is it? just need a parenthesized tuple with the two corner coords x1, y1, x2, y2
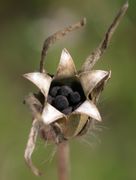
(23, 2, 128, 179)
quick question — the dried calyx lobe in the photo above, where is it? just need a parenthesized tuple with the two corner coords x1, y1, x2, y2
(47, 78, 86, 115)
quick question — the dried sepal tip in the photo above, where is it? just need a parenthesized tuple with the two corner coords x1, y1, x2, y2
(42, 103, 65, 124)
(23, 72, 52, 97)
(55, 49, 77, 78)
(79, 70, 109, 98)
(74, 100, 102, 121)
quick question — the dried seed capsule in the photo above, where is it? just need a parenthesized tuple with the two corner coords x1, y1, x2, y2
(62, 106, 72, 115)
(50, 86, 60, 97)
(69, 91, 81, 104)
(53, 95, 69, 110)
(47, 95, 54, 104)
(58, 85, 73, 97)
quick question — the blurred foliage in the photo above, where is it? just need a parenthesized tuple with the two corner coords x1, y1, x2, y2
(0, 0, 136, 180)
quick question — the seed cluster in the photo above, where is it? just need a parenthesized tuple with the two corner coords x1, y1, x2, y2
(48, 85, 83, 115)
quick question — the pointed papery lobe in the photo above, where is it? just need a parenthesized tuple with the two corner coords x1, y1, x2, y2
(42, 103, 65, 124)
(79, 70, 109, 97)
(74, 100, 102, 121)
(55, 48, 77, 78)
(23, 72, 52, 98)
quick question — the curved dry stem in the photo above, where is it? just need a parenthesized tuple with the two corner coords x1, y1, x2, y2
(24, 119, 42, 176)
(57, 142, 70, 180)
(81, 1, 128, 72)
(40, 18, 86, 72)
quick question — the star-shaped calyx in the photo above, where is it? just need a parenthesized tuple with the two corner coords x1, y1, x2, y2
(24, 49, 110, 138)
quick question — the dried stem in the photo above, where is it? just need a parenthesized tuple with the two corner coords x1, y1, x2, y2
(40, 18, 86, 72)
(24, 119, 42, 176)
(81, 1, 128, 72)
(57, 142, 70, 180)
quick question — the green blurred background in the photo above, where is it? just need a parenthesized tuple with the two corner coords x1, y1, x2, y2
(0, 0, 136, 179)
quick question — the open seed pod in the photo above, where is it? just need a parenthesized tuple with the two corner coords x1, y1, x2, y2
(24, 49, 110, 138)
(23, 2, 128, 176)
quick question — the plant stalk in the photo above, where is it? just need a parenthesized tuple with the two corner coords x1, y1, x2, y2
(57, 142, 70, 180)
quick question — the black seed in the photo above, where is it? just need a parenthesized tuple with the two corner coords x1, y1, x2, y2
(50, 86, 60, 97)
(62, 106, 72, 115)
(58, 85, 73, 97)
(53, 95, 69, 110)
(69, 92, 81, 104)
(47, 95, 54, 104)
